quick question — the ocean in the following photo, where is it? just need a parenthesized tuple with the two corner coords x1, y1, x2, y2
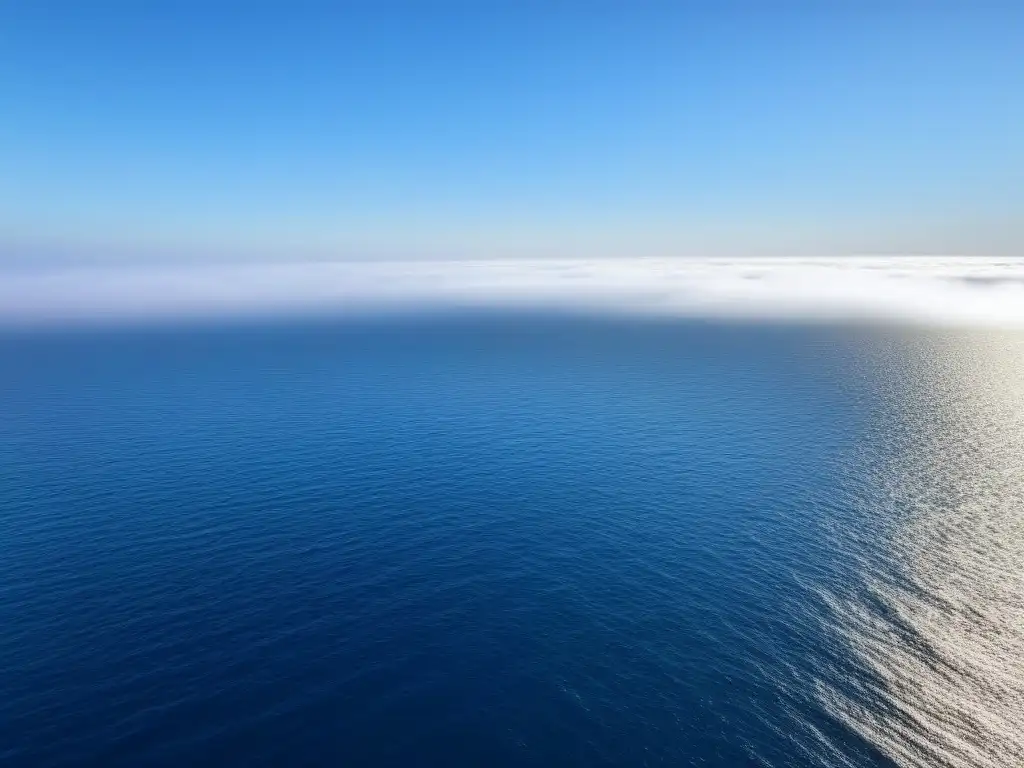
(2, 311, 1022, 767)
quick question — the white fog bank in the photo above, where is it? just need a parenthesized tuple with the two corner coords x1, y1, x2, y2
(2, 257, 1024, 328)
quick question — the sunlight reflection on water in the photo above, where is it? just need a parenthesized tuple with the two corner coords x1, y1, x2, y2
(820, 330, 1024, 767)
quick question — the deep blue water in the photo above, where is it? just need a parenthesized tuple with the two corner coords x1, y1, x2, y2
(2, 313, 1022, 767)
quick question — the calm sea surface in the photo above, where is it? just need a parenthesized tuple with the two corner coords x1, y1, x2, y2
(2, 313, 1022, 767)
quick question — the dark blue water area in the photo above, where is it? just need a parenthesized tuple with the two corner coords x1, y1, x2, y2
(0, 312, 904, 766)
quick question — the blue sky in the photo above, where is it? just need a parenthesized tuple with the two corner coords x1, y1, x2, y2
(1, 2, 1022, 260)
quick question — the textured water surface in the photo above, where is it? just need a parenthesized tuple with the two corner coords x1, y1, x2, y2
(1, 314, 1022, 767)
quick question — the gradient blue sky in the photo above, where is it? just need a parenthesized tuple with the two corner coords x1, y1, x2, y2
(1, 2, 1022, 261)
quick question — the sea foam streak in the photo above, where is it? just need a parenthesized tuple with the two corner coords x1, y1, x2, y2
(2, 257, 1024, 327)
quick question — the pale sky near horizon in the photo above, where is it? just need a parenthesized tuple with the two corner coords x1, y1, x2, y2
(1, 2, 1022, 262)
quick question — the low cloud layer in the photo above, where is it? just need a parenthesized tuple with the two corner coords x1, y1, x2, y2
(2, 257, 1024, 328)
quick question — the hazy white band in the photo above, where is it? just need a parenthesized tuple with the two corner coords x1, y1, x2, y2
(2, 257, 1023, 328)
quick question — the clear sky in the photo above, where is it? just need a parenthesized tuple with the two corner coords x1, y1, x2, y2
(1, 2, 1022, 261)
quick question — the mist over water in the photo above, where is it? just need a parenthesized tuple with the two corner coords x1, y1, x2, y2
(5, 1, 1024, 763)
(3, 256, 1024, 328)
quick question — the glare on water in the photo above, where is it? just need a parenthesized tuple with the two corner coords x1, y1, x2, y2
(820, 331, 1024, 768)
